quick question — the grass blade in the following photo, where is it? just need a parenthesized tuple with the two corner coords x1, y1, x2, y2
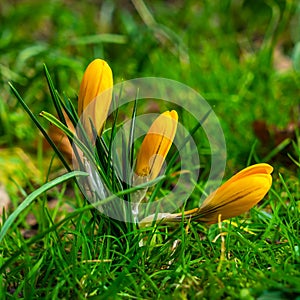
(43, 64, 65, 124)
(129, 94, 138, 173)
(8, 82, 71, 171)
(0, 171, 88, 242)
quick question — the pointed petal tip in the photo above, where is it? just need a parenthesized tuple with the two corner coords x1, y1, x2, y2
(247, 163, 273, 174)
(169, 110, 178, 121)
(162, 110, 178, 121)
(78, 58, 113, 138)
(135, 110, 178, 180)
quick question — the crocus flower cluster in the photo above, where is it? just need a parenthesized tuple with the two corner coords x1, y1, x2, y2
(74, 58, 273, 225)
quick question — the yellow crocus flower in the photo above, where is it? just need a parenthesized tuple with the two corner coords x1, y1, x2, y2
(135, 110, 178, 182)
(78, 58, 113, 139)
(180, 163, 273, 224)
(140, 163, 273, 225)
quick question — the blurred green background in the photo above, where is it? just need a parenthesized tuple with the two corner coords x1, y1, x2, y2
(0, 0, 299, 180)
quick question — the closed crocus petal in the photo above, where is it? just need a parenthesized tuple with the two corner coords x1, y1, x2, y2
(184, 163, 273, 224)
(78, 59, 113, 139)
(135, 110, 178, 181)
(47, 112, 75, 162)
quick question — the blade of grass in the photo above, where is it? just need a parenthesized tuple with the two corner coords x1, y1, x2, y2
(129, 94, 138, 174)
(44, 64, 65, 124)
(247, 140, 259, 166)
(40, 111, 113, 191)
(262, 138, 291, 162)
(0, 171, 88, 242)
(8, 82, 71, 171)
(121, 127, 130, 191)
(70, 33, 127, 45)
(108, 109, 124, 191)
(62, 94, 79, 126)
(108, 92, 124, 192)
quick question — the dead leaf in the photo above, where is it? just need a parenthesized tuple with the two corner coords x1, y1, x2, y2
(253, 120, 299, 147)
(273, 46, 292, 73)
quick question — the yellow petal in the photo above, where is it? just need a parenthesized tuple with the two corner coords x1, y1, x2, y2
(193, 163, 273, 224)
(135, 110, 178, 181)
(47, 112, 75, 162)
(78, 59, 113, 138)
(197, 174, 272, 224)
(220, 163, 273, 187)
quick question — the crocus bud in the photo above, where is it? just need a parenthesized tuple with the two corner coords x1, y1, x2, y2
(135, 110, 178, 181)
(46, 112, 75, 162)
(140, 163, 273, 226)
(186, 163, 273, 224)
(78, 59, 113, 139)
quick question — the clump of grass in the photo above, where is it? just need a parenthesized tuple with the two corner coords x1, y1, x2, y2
(1, 169, 299, 298)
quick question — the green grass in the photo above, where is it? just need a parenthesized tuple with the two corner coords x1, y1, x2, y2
(1, 176, 299, 299)
(1, 0, 300, 299)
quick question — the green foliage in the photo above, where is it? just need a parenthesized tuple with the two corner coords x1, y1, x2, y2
(0, 0, 300, 299)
